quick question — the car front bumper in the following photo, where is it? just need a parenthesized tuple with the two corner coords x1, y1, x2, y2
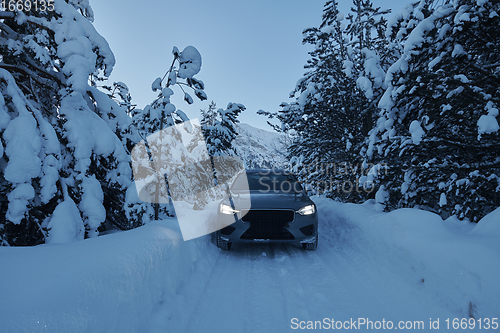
(215, 209, 318, 244)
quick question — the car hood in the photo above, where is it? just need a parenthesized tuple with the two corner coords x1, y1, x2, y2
(225, 191, 314, 211)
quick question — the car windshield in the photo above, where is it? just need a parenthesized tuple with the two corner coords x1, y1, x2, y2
(231, 172, 303, 193)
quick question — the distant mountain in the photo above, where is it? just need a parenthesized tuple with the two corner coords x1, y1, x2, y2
(234, 123, 287, 169)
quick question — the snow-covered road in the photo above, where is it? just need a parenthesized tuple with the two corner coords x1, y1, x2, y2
(1, 198, 499, 333)
(147, 198, 499, 332)
(150, 242, 448, 333)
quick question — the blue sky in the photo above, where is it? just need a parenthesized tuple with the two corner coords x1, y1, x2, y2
(92, 0, 412, 130)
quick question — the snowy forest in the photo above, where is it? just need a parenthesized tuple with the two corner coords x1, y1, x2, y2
(0, 0, 243, 245)
(1, 0, 499, 246)
(263, 0, 499, 223)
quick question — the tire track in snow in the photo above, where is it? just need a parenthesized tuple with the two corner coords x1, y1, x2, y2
(182, 249, 247, 333)
(318, 244, 390, 318)
(147, 244, 226, 333)
(283, 244, 364, 321)
(268, 244, 311, 323)
(184, 241, 384, 332)
(242, 243, 288, 333)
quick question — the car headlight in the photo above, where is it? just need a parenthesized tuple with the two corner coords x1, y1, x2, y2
(297, 204, 315, 216)
(219, 203, 239, 215)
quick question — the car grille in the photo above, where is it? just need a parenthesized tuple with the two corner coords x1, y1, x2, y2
(240, 209, 295, 240)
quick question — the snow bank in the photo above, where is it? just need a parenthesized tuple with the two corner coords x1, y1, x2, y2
(313, 197, 500, 319)
(471, 206, 500, 237)
(0, 219, 213, 333)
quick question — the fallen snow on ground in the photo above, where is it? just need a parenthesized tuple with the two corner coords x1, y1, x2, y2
(0, 199, 499, 333)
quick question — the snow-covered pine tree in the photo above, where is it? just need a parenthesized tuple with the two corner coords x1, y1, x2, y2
(126, 46, 209, 223)
(283, 0, 359, 200)
(0, 1, 134, 245)
(103, 81, 135, 119)
(364, 0, 433, 209)
(200, 101, 217, 131)
(200, 101, 245, 157)
(265, 0, 390, 202)
(85, 81, 140, 232)
(344, 0, 391, 137)
(197, 101, 245, 203)
(373, 0, 500, 221)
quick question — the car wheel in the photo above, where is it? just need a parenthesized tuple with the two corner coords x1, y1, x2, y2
(301, 235, 318, 251)
(216, 234, 232, 251)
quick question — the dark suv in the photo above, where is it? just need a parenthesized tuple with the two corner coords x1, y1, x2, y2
(213, 169, 318, 251)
